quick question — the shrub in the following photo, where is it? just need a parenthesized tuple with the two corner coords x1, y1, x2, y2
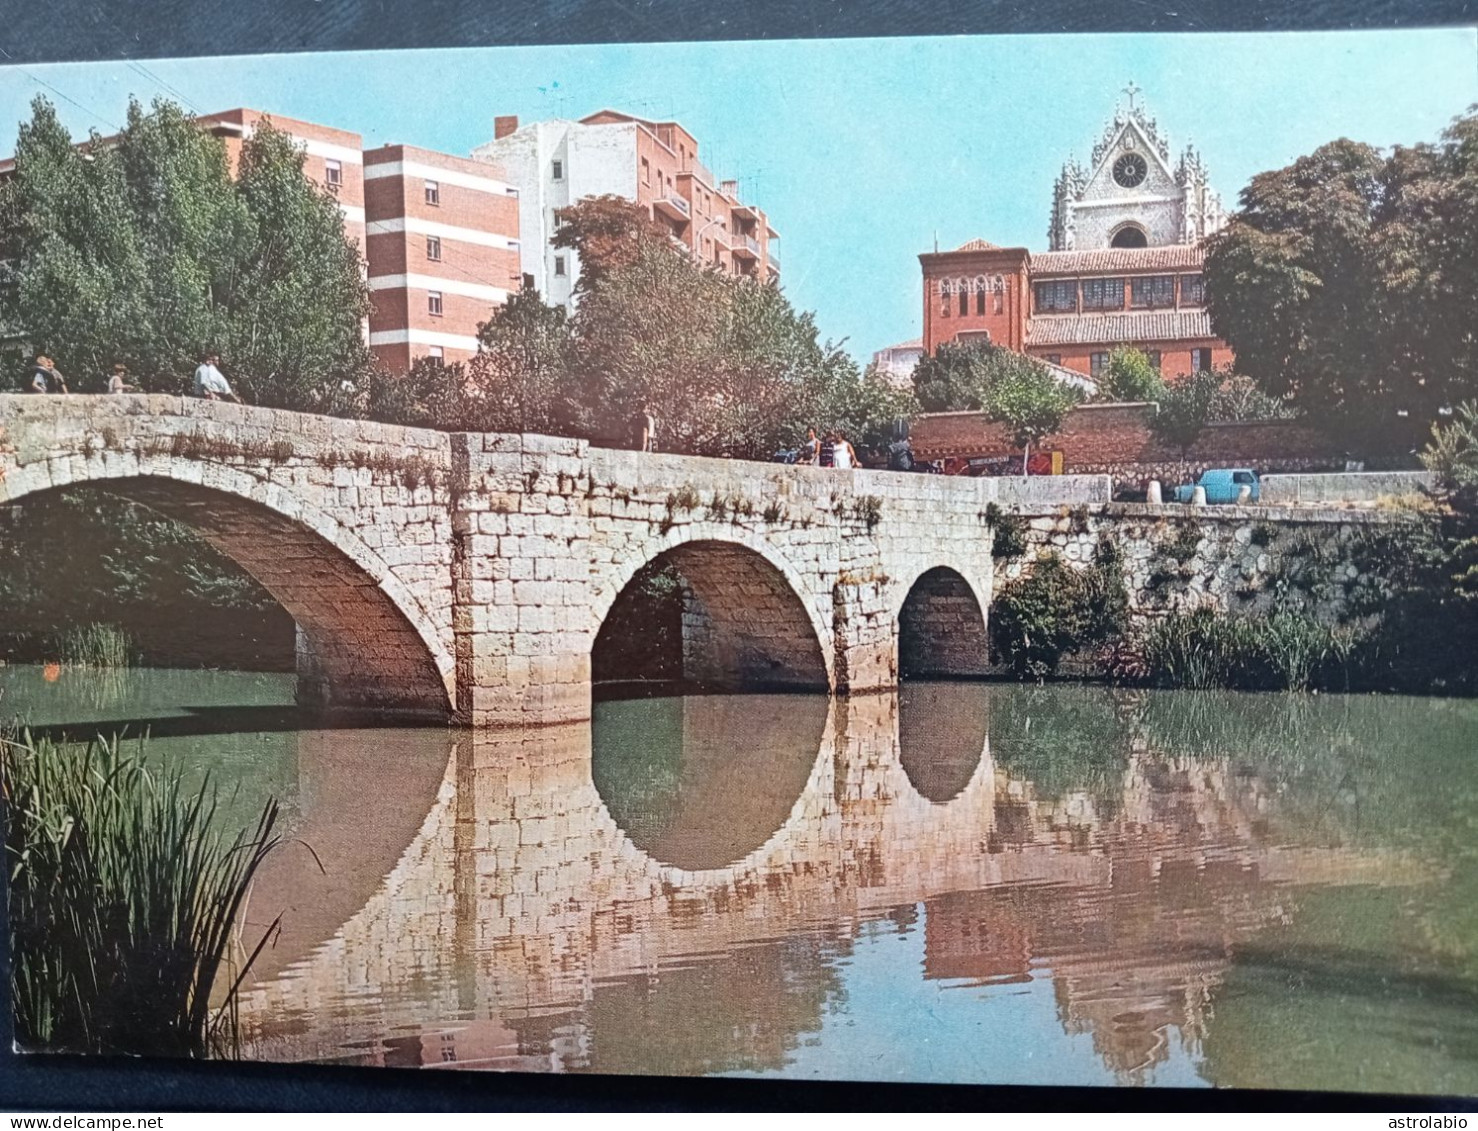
(3, 733, 281, 1057)
(984, 503, 1029, 561)
(989, 542, 1129, 680)
(1100, 347, 1166, 403)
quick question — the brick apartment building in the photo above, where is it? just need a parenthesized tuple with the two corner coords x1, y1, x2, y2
(471, 110, 779, 310)
(907, 90, 1233, 384)
(2, 108, 522, 372)
(362, 145, 522, 370)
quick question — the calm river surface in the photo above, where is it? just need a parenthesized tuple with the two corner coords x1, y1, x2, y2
(5, 665, 1478, 1093)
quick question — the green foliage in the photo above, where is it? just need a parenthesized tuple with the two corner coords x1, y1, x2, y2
(1100, 347, 1166, 403)
(1140, 608, 1356, 692)
(0, 97, 371, 407)
(3, 732, 280, 1057)
(983, 360, 1082, 463)
(466, 288, 577, 433)
(989, 542, 1129, 680)
(984, 503, 1029, 560)
(1162, 522, 1203, 565)
(912, 340, 1055, 414)
(1209, 372, 1296, 422)
(1149, 370, 1219, 456)
(1421, 401, 1478, 514)
(1204, 110, 1478, 453)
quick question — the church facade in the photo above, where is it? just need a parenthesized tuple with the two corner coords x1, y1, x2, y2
(918, 89, 1233, 384)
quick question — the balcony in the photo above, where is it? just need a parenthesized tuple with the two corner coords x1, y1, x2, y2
(733, 234, 761, 261)
(654, 192, 691, 221)
(732, 200, 761, 222)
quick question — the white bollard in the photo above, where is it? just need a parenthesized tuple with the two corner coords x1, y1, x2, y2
(1146, 480, 1162, 504)
(1237, 484, 1252, 505)
(1191, 485, 1208, 507)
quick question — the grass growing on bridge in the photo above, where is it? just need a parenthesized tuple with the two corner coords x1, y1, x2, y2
(2, 731, 281, 1058)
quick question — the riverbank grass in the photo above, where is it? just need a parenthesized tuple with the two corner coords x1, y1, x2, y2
(2, 732, 280, 1057)
(51, 622, 135, 668)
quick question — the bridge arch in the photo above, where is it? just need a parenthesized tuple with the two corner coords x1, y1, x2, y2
(1, 458, 454, 718)
(896, 565, 990, 680)
(591, 527, 831, 694)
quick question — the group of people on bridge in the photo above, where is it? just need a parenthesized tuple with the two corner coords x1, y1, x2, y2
(24, 352, 242, 404)
(789, 427, 860, 470)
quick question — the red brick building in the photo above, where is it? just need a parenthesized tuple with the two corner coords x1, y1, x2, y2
(363, 145, 522, 370)
(919, 91, 1232, 383)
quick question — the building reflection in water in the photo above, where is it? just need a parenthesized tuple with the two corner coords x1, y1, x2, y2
(235, 686, 1443, 1085)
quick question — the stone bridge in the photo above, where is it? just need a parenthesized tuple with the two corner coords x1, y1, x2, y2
(0, 395, 1101, 725)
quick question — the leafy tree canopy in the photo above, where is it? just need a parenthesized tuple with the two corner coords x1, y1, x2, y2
(0, 96, 371, 408)
(1204, 109, 1478, 453)
(911, 340, 1054, 413)
(1099, 346, 1166, 403)
(983, 358, 1083, 469)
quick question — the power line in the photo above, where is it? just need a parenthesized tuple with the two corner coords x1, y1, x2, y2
(15, 68, 121, 132)
(126, 61, 204, 115)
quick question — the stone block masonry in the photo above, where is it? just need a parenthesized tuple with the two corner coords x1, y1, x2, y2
(995, 501, 1424, 627)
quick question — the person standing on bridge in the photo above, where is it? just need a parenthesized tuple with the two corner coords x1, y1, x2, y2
(193, 352, 242, 403)
(818, 431, 837, 468)
(106, 364, 136, 394)
(833, 429, 858, 470)
(28, 355, 68, 394)
(799, 426, 821, 466)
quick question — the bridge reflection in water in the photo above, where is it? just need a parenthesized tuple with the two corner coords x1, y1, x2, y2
(226, 683, 1465, 1087)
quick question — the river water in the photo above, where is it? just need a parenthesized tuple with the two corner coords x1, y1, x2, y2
(4, 665, 1477, 1093)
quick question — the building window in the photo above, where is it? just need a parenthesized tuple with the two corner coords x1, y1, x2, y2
(1045, 354, 1062, 366)
(428, 291, 443, 316)
(940, 282, 951, 317)
(324, 159, 342, 189)
(552, 159, 564, 181)
(554, 255, 567, 277)
(425, 236, 442, 262)
(1181, 274, 1206, 304)
(958, 289, 968, 316)
(1033, 280, 1077, 313)
(1131, 275, 1175, 308)
(427, 346, 444, 368)
(641, 157, 651, 185)
(1147, 350, 1163, 371)
(1191, 347, 1213, 372)
(1082, 278, 1126, 311)
(1090, 352, 1109, 378)
(975, 289, 986, 316)
(424, 180, 440, 206)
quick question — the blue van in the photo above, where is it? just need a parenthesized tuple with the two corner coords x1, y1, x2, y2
(1174, 468, 1260, 504)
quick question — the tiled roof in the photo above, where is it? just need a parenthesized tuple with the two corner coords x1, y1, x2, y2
(1029, 245, 1205, 275)
(880, 337, 923, 352)
(954, 238, 1002, 252)
(1026, 309, 1214, 347)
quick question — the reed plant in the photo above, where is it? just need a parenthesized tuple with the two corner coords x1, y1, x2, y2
(2, 731, 280, 1057)
(1139, 608, 1357, 692)
(51, 623, 135, 668)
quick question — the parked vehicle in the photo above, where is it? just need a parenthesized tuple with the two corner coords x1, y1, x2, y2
(1174, 468, 1260, 504)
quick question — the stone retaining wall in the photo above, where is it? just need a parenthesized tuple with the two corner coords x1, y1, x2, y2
(1259, 470, 1433, 506)
(997, 501, 1420, 625)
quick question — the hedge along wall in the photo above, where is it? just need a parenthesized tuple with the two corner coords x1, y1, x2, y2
(911, 403, 1342, 487)
(995, 502, 1426, 628)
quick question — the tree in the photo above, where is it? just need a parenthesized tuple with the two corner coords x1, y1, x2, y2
(1149, 369, 1219, 465)
(0, 97, 371, 407)
(546, 196, 887, 461)
(983, 361, 1082, 475)
(1204, 109, 1478, 453)
(911, 340, 1057, 414)
(1100, 346, 1166, 403)
(467, 288, 575, 433)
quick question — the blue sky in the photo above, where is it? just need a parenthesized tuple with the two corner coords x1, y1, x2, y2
(2, 30, 1474, 361)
